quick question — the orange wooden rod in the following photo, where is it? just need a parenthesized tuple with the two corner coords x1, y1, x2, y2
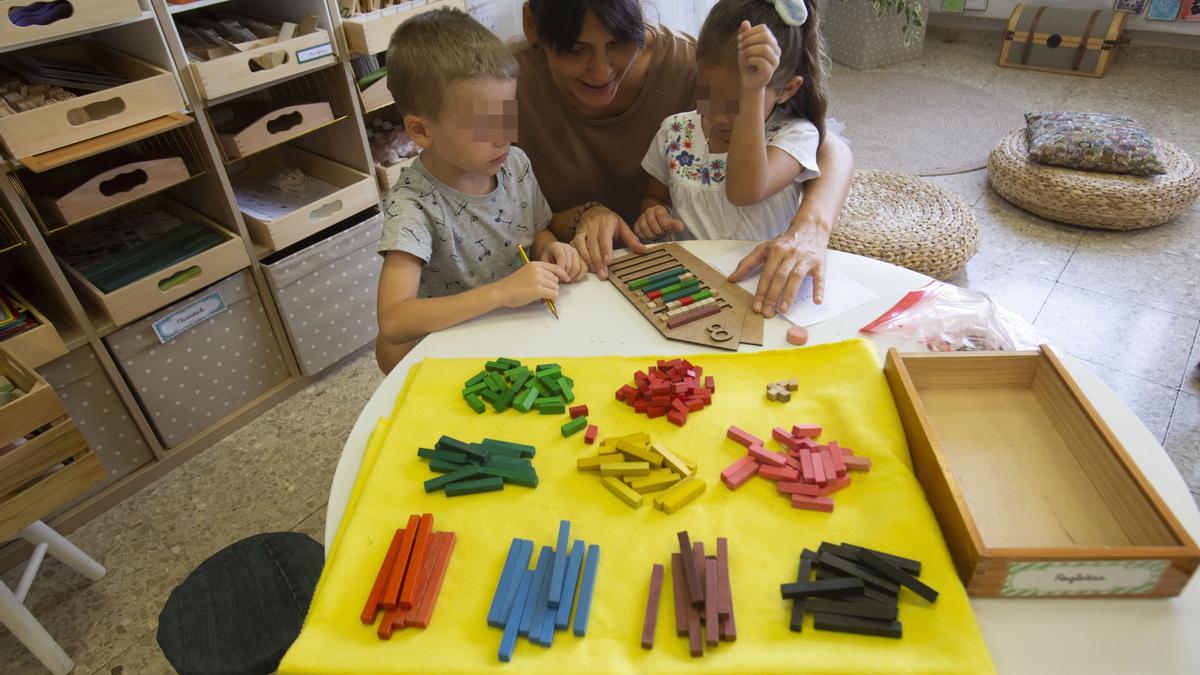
(412, 531, 457, 628)
(381, 514, 421, 609)
(398, 513, 434, 609)
(361, 528, 405, 624)
(392, 532, 445, 631)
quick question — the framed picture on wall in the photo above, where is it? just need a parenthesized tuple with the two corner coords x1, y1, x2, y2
(1181, 0, 1200, 20)
(1113, 0, 1147, 12)
(942, 0, 966, 12)
(964, 0, 988, 9)
(1146, 0, 1182, 20)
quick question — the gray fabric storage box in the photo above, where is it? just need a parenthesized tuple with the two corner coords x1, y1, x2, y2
(820, 0, 928, 71)
(262, 210, 382, 376)
(37, 346, 154, 492)
(104, 270, 289, 448)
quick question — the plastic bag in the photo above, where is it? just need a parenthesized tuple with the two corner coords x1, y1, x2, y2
(860, 281, 1047, 352)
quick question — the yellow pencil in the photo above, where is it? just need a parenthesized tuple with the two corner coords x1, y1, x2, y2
(516, 244, 559, 319)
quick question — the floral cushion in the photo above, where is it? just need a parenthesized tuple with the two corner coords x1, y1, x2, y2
(1025, 111, 1165, 177)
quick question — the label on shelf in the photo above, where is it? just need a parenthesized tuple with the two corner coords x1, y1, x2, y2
(153, 290, 227, 344)
(297, 43, 334, 64)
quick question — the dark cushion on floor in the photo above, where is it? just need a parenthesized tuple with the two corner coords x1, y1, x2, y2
(157, 532, 324, 675)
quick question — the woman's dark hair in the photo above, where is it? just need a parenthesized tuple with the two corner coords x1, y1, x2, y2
(527, 0, 645, 53)
(697, 0, 828, 140)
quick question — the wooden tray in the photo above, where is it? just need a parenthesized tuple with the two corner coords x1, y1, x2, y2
(188, 29, 337, 101)
(342, 0, 466, 55)
(0, 285, 67, 369)
(233, 145, 377, 253)
(375, 155, 415, 193)
(217, 101, 336, 159)
(884, 346, 1200, 598)
(0, 0, 141, 51)
(0, 41, 185, 162)
(607, 243, 763, 351)
(0, 346, 103, 542)
(34, 156, 192, 226)
(358, 75, 392, 113)
(57, 199, 251, 327)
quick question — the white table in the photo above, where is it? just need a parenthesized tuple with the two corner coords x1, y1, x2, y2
(326, 241, 1200, 674)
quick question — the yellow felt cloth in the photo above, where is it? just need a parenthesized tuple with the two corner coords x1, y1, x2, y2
(279, 339, 995, 674)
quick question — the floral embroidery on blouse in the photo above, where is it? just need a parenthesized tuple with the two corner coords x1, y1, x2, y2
(663, 115, 727, 184)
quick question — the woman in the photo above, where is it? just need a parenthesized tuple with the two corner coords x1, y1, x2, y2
(514, 0, 854, 317)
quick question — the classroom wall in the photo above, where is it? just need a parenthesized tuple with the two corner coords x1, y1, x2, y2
(930, 0, 1200, 37)
(470, 0, 717, 41)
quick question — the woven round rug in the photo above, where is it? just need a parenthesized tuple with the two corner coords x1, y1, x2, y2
(831, 170, 978, 280)
(828, 72, 1025, 176)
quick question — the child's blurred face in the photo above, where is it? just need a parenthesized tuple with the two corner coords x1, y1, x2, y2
(543, 11, 640, 113)
(697, 63, 788, 144)
(417, 78, 518, 176)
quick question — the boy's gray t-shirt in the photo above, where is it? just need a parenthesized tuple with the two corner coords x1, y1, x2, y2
(378, 146, 552, 297)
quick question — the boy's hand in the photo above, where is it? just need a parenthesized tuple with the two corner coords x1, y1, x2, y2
(539, 242, 587, 281)
(633, 205, 685, 241)
(495, 261, 570, 309)
(737, 21, 780, 91)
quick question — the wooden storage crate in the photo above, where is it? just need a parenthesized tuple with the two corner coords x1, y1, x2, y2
(216, 101, 336, 160)
(0, 0, 141, 50)
(884, 346, 1200, 598)
(0, 41, 184, 162)
(57, 199, 251, 327)
(999, 4, 1128, 78)
(187, 29, 337, 101)
(375, 155, 415, 193)
(232, 145, 376, 252)
(342, 0, 466, 55)
(0, 346, 104, 542)
(358, 76, 392, 114)
(35, 157, 191, 226)
(0, 285, 67, 369)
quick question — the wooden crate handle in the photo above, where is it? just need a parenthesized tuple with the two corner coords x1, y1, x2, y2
(65, 97, 127, 126)
(249, 51, 290, 72)
(157, 265, 202, 292)
(97, 166, 149, 197)
(266, 110, 305, 135)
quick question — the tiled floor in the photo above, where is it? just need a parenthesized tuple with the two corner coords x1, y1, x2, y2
(3, 35, 1199, 675)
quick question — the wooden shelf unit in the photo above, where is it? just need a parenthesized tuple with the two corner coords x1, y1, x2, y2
(0, 0, 393, 562)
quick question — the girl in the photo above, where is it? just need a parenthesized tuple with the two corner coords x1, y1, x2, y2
(636, 0, 828, 243)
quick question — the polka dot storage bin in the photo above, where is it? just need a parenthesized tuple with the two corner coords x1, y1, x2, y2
(261, 209, 383, 376)
(104, 270, 290, 448)
(819, 0, 928, 71)
(37, 346, 155, 495)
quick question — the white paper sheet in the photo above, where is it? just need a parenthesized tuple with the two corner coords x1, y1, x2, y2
(710, 248, 877, 327)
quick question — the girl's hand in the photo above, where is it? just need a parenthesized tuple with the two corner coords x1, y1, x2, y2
(494, 261, 570, 308)
(737, 20, 781, 91)
(727, 231, 827, 317)
(571, 204, 648, 279)
(540, 241, 587, 282)
(633, 205, 686, 241)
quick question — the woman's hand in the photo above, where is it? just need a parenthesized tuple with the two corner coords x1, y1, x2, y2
(632, 205, 685, 241)
(571, 204, 647, 279)
(737, 20, 781, 91)
(539, 241, 587, 281)
(728, 229, 827, 317)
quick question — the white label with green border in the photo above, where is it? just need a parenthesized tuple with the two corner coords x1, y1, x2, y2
(297, 43, 333, 64)
(153, 290, 226, 344)
(1001, 560, 1167, 596)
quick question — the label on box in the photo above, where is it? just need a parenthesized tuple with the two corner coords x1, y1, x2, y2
(152, 290, 227, 344)
(1001, 560, 1168, 596)
(296, 43, 334, 64)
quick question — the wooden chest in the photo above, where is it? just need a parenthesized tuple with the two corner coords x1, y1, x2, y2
(885, 346, 1199, 598)
(999, 4, 1128, 78)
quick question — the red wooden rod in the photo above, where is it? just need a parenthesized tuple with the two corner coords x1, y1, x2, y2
(361, 528, 404, 624)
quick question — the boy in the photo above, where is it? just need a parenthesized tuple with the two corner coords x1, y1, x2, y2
(375, 9, 585, 373)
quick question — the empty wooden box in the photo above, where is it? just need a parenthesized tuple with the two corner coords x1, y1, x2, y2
(216, 101, 336, 159)
(0, 41, 184, 161)
(0, 345, 104, 543)
(885, 346, 1199, 598)
(342, 0, 466, 55)
(358, 76, 392, 114)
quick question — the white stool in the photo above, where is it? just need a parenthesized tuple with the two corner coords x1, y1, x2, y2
(0, 521, 105, 675)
